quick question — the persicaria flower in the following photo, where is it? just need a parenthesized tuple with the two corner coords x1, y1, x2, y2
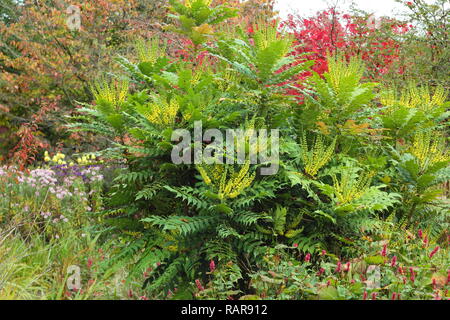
(209, 260, 216, 272)
(409, 267, 415, 283)
(391, 292, 397, 300)
(321, 250, 327, 256)
(344, 262, 350, 272)
(195, 279, 204, 291)
(429, 246, 440, 259)
(363, 291, 368, 300)
(304, 253, 311, 262)
(418, 229, 423, 239)
(381, 244, 387, 257)
(317, 268, 325, 276)
(390, 256, 397, 267)
(293, 243, 298, 248)
(335, 261, 342, 273)
(371, 292, 377, 300)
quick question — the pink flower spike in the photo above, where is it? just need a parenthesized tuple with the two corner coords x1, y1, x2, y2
(335, 261, 342, 273)
(418, 229, 423, 239)
(381, 244, 387, 257)
(304, 253, 311, 262)
(429, 246, 440, 259)
(363, 291, 368, 300)
(209, 260, 216, 272)
(391, 292, 397, 300)
(344, 262, 350, 272)
(409, 267, 415, 283)
(390, 255, 397, 267)
(371, 292, 377, 300)
(195, 279, 204, 291)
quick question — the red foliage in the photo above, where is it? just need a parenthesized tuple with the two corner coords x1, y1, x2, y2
(281, 9, 411, 80)
(10, 123, 49, 170)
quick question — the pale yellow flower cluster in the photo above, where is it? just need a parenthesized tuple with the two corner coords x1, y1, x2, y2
(43, 151, 103, 166)
(197, 160, 255, 200)
(44, 151, 67, 165)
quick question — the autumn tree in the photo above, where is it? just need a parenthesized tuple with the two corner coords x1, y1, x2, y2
(0, 0, 169, 163)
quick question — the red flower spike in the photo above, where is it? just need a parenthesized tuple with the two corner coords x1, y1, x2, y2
(335, 261, 342, 273)
(195, 279, 204, 291)
(391, 256, 397, 267)
(409, 267, 415, 283)
(304, 253, 311, 262)
(381, 244, 387, 257)
(209, 260, 216, 272)
(429, 246, 440, 259)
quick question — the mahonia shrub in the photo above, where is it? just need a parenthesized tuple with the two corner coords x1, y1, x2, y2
(69, 0, 449, 299)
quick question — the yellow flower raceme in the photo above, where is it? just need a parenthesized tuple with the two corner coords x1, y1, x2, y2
(197, 160, 255, 200)
(91, 79, 129, 108)
(137, 97, 180, 126)
(300, 134, 336, 177)
(332, 170, 375, 205)
(380, 84, 447, 112)
(136, 37, 166, 64)
(410, 131, 449, 169)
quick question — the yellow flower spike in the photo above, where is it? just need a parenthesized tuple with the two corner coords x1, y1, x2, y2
(410, 131, 449, 169)
(300, 133, 336, 177)
(197, 166, 212, 185)
(198, 161, 255, 200)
